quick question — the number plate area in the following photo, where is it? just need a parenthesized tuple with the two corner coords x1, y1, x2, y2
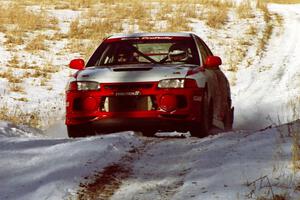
(101, 96, 155, 112)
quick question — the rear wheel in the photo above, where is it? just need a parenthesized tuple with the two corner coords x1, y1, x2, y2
(190, 89, 212, 137)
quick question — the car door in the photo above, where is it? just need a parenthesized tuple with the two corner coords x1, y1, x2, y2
(194, 36, 227, 129)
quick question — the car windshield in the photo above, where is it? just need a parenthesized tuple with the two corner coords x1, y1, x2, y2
(88, 38, 200, 67)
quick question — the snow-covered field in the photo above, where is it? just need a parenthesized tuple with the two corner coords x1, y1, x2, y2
(0, 122, 143, 200)
(233, 4, 300, 130)
(1, 120, 300, 200)
(0, 1, 300, 199)
(0, 1, 299, 130)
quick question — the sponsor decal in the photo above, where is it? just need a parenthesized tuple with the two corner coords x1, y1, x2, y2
(141, 36, 173, 40)
(121, 37, 140, 40)
(115, 91, 141, 96)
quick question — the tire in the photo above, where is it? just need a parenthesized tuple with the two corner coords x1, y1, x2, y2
(142, 130, 156, 137)
(190, 89, 212, 138)
(67, 125, 93, 138)
(224, 107, 234, 130)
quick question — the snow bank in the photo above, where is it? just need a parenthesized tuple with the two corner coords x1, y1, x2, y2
(111, 120, 300, 200)
(0, 122, 299, 199)
(0, 131, 143, 200)
(0, 121, 42, 138)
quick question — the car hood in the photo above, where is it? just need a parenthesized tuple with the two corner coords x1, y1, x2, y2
(76, 64, 197, 83)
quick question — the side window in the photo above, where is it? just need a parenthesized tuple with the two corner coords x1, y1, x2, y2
(97, 44, 114, 65)
(201, 40, 213, 56)
(86, 42, 107, 67)
(195, 37, 212, 65)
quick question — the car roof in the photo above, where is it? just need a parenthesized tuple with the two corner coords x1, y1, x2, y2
(107, 32, 195, 39)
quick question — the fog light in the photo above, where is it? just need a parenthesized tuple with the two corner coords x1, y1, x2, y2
(159, 95, 177, 112)
(82, 97, 97, 111)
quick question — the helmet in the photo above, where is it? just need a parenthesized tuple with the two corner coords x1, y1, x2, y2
(168, 43, 189, 62)
(117, 46, 137, 63)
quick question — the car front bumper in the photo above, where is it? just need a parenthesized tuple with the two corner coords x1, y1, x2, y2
(65, 82, 204, 132)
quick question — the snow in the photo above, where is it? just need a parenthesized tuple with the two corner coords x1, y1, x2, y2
(191, 3, 300, 130)
(110, 122, 300, 200)
(0, 2, 299, 130)
(0, 1, 300, 199)
(0, 130, 143, 200)
(1, 121, 299, 200)
(232, 4, 300, 130)
(0, 121, 41, 138)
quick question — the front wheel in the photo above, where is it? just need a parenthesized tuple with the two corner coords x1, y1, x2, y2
(224, 107, 234, 130)
(67, 125, 93, 138)
(190, 89, 212, 137)
(142, 130, 156, 137)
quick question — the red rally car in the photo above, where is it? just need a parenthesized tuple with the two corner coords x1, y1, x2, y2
(66, 32, 234, 137)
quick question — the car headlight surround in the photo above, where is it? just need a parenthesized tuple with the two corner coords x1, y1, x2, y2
(77, 81, 100, 91)
(68, 81, 100, 91)
(158, 79, 185, 88)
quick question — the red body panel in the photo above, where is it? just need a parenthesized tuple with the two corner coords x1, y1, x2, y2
(65, 33, 234, 136)
(66, 82, 204, 126)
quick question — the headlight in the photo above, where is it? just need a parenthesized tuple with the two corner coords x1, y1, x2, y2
(158, 79, 198, 88)
(77, 81, 100, 90)
(68, 81, 100, 91)
(158, 79, 185, 88)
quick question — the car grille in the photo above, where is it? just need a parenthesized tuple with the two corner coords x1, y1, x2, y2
(101, 96, 157, 112)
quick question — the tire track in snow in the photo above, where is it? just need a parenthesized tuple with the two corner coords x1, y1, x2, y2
(76, 137, 159, 200)
(76, 135, 189, 200)
(110, 136, 194, 200)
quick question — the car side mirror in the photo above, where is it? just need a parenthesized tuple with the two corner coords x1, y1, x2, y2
(69, 59, 85, 70)
(204, 56, 222, 69)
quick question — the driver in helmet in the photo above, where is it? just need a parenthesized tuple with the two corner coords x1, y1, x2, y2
(168, 43, 189, 63)
(117, 46, 138, 64)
